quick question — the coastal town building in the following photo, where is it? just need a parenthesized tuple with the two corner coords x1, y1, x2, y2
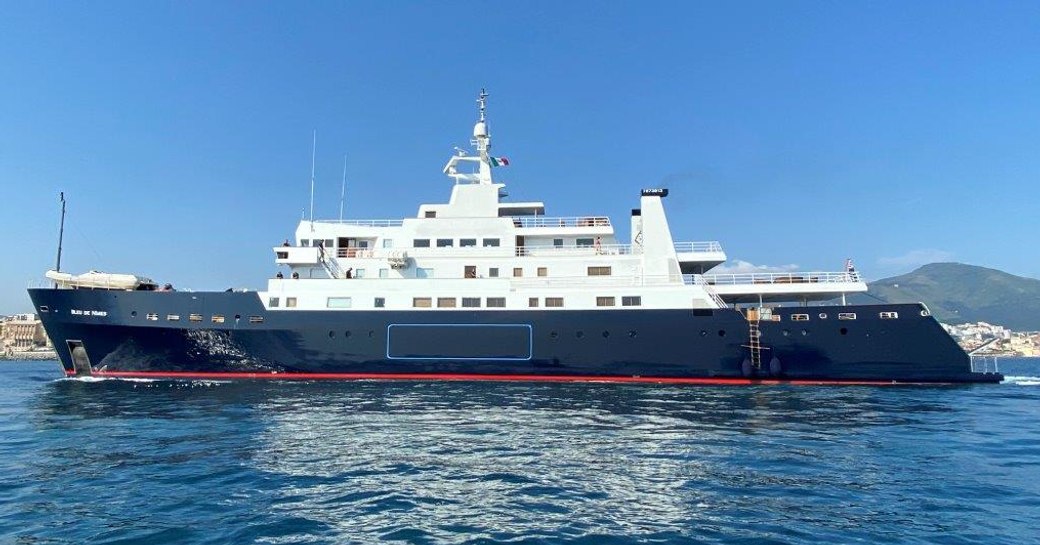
(943, 321, 1039, 356)
(1, 314, 52, 354)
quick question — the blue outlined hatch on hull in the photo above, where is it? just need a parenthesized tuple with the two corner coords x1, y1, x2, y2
(386, 323, 533, 360)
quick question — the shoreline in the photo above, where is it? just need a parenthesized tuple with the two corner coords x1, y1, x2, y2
(1, 351, 58, 361)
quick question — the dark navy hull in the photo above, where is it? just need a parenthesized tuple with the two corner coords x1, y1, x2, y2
(28, 288, 1002, 384)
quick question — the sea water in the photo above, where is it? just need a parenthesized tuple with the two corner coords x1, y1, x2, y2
(1, 359, 1038, 545)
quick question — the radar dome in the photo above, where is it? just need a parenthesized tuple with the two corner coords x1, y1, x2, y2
(473, 121, 488, 138)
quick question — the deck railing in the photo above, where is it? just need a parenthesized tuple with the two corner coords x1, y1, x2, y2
(697, 271, 862, 285)
(969, 355, 1000, 374)
(509, 216, 611, 228)
(673, 241, 724, 253)
(315, 219, 404, 227)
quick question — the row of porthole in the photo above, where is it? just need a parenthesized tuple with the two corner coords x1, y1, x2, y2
(549, 330, 638, 339)
(780, 327, 851, 336)
(329, 330, 376, 339)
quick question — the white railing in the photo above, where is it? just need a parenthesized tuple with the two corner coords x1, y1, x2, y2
(687, 275, 728, 307)
(516, 244, 632, 256)
(509, 216, 611, 228)
(314, 219, 404, 227)
(970, 355, 1000, 374)
(698, 271, 862, 285)
(511, 274, 686, 289)
(674, 241, 724, 253)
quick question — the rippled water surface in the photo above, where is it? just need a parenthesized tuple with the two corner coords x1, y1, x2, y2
(2, 360, 1039, 545)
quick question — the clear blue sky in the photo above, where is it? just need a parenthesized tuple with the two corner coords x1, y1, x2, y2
(2, 1, 1038, 312)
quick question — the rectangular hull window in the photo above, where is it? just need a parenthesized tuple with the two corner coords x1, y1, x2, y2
(388, 324, 532, 360)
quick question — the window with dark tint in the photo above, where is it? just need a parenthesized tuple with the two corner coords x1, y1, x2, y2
(374, 297, 385, 308)
(437, 297, 457, 308)
(537, 267, 547, 277)
(462, 297, 481, 308)
(414, 239, 431, 248)
(529, 297, 539, 307)
(545, 297, 564, 308)
(460, 238, 477, 247)
(587, 266, 611, 276)
(553, 238, 564, 247)
(425, 211, 437, 218)
(513, 267, 523, 277)
(622, 296, 641, 306)
(483, 238, 500, 247)
(577, 238, 594, 247)
(486, 297, 506, 308)
(489, 268, 499, 277)
(596, 297, 616, 307)
(437, 239, 454, 247)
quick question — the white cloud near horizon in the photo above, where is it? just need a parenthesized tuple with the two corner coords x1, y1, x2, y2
(710, 260, 800, 274)
(877, 249, 955, 269)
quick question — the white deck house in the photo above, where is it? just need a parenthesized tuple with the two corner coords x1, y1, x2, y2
(266, 91, 865, 312)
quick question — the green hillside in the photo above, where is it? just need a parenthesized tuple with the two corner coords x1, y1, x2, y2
(850, 263, 1040, 330)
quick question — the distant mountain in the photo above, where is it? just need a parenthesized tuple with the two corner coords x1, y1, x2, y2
(849, 263, 1040, 330)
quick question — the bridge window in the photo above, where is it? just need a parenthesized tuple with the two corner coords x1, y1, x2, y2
(622, 296, 641, 307)
(546, 297, 564, 308)
(577, 238, 594, 248)
(276, 251, 288, 259)
(327, 297, 352, 309)
(486, 297, 506, 308)
(436, 239, 454, 247)
(413, 297, 432, 308)
(596, 297, 616, 307)
(460, 238, 477, 247)
(483, 238, 500, 247)
(413, 239, 430, 248)
(587, 266, 611, 276)
(425, 211, 436, 218)
(437, 297, 457, 308)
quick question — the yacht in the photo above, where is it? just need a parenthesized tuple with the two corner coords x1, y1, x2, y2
(29, 91, 1002, 384)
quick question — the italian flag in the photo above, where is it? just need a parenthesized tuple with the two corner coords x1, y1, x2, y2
(489, 156, 509, 167)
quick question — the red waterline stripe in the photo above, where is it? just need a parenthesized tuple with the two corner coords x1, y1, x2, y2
(65, 369, 930, 386)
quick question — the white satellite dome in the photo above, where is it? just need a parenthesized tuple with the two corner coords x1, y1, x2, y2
(472, 121, 488, 138)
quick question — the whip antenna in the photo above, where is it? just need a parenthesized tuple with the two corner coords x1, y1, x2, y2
(339, 154, 347, 221)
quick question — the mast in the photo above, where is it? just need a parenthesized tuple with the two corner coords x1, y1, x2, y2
(55, 191, 66, 273)
(309, 130, 316, 226)
(339, 154, 347, 221)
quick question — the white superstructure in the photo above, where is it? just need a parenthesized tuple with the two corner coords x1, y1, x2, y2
(264, 90, 865, 312)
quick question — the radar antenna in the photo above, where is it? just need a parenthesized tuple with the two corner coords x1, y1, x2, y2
(477, 88, 488, 122)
